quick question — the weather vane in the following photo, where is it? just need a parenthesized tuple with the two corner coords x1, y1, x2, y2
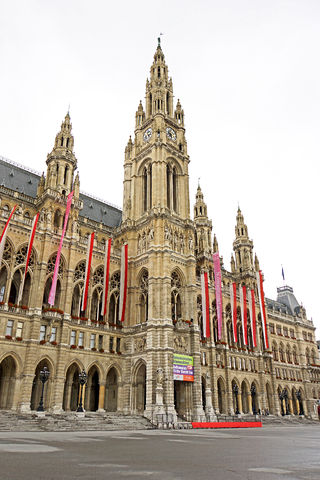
(158, 33, 164, 46)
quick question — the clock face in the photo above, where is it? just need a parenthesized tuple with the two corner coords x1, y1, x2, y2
(166, 127, 177, 141)
(143, 128, 152, 142)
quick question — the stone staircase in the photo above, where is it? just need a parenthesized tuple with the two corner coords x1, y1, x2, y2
(261, 415, 319, 426)
(0, 410, 154, 432)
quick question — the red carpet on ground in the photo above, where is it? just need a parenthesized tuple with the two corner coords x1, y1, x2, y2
(191, 421, 262, 429)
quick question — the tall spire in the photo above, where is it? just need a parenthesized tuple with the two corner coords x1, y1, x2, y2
(233, 207, 254, 275)
(45, 112, 77, 195)
(145, 39, 173, 119)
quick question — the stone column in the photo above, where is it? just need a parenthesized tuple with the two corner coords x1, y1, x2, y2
(248, 394, 253, 414)
(237, 392, 243, 414)
(98, 382, 106, 412)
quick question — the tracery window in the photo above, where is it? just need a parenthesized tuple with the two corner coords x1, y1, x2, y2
(73, 261, 86, 281)
(47, 253, 64, 277)
(2, 240, 13, 264)
(15, 245, 35, 269)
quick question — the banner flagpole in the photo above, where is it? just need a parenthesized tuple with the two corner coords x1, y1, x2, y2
(102, 238, 112, 317)
(119, 243, 128, 323)
(201, 271, 210, 338)
(81, 232, 95, 313)
(17, 212, 39, 305)
(212, 252, 223, 339)
(48, 191, 73, 306)
(0, 204, 18, 267)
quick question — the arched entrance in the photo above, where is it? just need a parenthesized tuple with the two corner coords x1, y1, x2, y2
(250, 382, 259, 414)
(241, 381, 249, 413)
(265, 383, 273, 414)
(63, 363, 80, 411)
(232, 380, 240, 414)
(217, 377, 226, 414)
(0, 356, 17, 409)
(134, 363, 146, 413)
(85, 366, 99, 411)
(105, 367, 118, 412)
(201, 376, 206, 410)
(292, 388, 298, 415)
(30, 360, 51, 411)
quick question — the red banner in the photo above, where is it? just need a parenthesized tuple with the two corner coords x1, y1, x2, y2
(81, 232, 95, 312)
(201, 271, 210, 338)
(249, 289, 257, 348)
(213, 252, 223, 339)
(49, 191, 73, 306)
(0, 204, 18, 267)
(230, 282, 238, 343)
(256, 270, 269, 349)
(17, 212, 39, 305)
(119, 243, 128, 322)
(102, 238, 112, 316)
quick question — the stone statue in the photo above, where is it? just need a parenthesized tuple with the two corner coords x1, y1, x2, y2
(149, 228, 154, 241)
(156, 367, 164, 386)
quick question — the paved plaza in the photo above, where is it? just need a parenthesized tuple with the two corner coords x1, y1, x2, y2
(0, 425, 319, 480)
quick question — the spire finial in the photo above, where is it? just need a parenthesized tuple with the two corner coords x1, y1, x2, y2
(158, 33, 163, 48)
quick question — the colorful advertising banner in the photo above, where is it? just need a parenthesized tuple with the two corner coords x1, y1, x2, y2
(173, 354, 194, 382)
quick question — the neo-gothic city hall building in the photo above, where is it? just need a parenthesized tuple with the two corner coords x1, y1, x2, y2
(0, 42, 319, 423)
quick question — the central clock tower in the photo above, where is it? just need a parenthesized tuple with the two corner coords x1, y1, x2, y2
(122, 38, 190, 222)
(119, 39, 203, 423)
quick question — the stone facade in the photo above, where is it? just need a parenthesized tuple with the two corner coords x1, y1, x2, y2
(0, 40, 319, 422)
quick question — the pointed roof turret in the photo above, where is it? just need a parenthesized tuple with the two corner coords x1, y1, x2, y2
(48, 112, 76, 162)
(145, 38, 173, 119)
(194, 183, 208, 219)
(213, 234, 219, 253)
(233, 207, 254, 274)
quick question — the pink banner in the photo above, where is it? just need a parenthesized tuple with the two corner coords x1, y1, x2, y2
(213, 252, 223, 339)
(48, 191, 73, 306)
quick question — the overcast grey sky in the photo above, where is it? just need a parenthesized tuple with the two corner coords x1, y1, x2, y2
(0, 0, 319, 333)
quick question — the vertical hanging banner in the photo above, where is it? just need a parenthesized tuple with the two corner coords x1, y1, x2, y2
(119, 243, 128, 322)
(102, 238, 112, 316)
(0, 204, 18, 267)
(249, 288, 257, 348)
(200, 271, 210, 338)
(239, 285, 248, 345)
(230, 282, 238, 343)
(48, 191, 73, 306)
(17, 212, 40, 305)
(256, 270, 269, 349)
(212, 252, 223, 339)
(81, 232, 95, 312)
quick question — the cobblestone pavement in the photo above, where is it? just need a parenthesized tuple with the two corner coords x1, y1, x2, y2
(0, 424, 319, 479)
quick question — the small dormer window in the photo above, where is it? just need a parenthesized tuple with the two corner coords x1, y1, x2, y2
(66, 138, 69, 148)
(61, 137, 64, 146)
(9, 169, 14, 177)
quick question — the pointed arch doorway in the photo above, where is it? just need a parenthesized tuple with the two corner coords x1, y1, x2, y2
(133, 363, 146, 414)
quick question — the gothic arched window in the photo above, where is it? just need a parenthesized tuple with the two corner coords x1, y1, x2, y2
(108, 271, 120, 325)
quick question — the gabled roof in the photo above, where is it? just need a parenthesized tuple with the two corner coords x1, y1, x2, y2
(0, 156, 122, 228)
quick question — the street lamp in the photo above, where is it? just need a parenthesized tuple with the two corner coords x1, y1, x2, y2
(296, 390, 304, 415)
(233, 384, 240, 415)
(37, 366, 50, 412)
(77, 370, 87, 412)
(250, 385, 257, 414)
